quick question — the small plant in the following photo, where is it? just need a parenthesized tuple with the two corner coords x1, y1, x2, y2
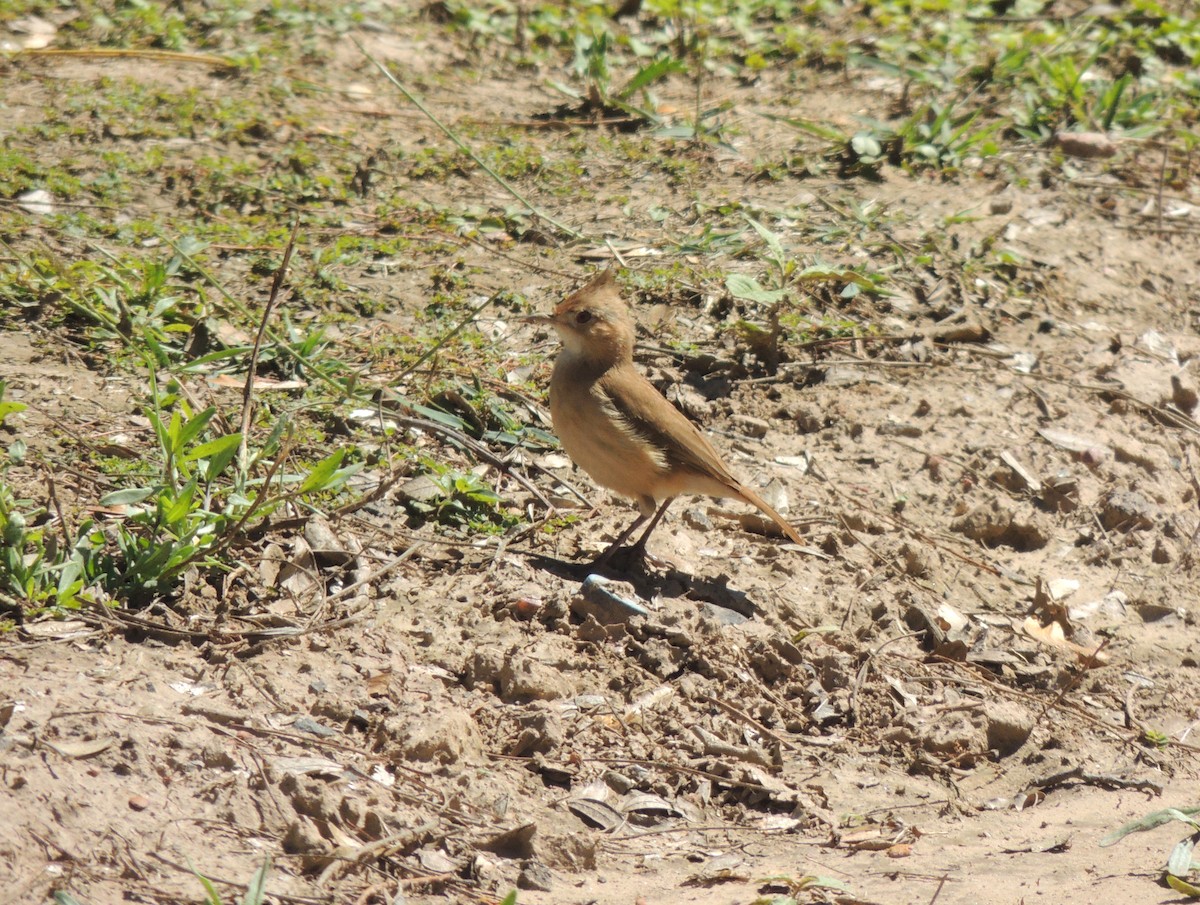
(405, 463, 517, 534)
(896, 100, 1002, 170)
(1101, 806, 1200, 896)
(92, 374, 359, 604)
(547, 30, 684, 126)
(724, 215, 884, 307)
(769, 101, 999, 177)
(1, 370, 360, 614)
(1142, 728, 1170, 749)
(0, 453, 93, 613)
(1, 239, 214, 369)
(0, 380, 26, 429)
(193, 855, 271, 905)
(751, 871, 852, 904)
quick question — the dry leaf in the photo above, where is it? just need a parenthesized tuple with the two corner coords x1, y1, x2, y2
(16, 190, 54, 215)
(278, 537, 319, 597)
(1022, 617, 1109, 666)
(21, 620, 90, 639)
(366, 669, 392, 697)
(936, 603, 969, 633)
(416, 848, 457, 873)
(9, 15, 58, 49)
(1036, 427, 1104, 454)
(619, 791, 684, 818)
(566, 797, 624, 831)
(1046, 578, 1080, 601)
(43, 736, 115, 759)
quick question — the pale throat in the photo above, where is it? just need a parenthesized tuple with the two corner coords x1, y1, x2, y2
(553, 327, 589, 361)
(554, 328, 630, 375)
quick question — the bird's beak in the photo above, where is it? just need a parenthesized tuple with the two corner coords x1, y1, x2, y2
(522, 313, 555, 326)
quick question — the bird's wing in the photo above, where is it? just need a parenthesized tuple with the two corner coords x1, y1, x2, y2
(598, 364, 803, 544)
(597, 365, 740, 486)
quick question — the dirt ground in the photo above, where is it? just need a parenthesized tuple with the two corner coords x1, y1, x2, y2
(2, 7, 1200, 905)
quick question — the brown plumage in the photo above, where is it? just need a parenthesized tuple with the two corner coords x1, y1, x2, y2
(526, 269, 801, 566)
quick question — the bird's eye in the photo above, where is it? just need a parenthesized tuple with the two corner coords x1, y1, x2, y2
(575, 310, 593, 325)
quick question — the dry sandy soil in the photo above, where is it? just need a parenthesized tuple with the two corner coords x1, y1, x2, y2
(2, 6, 1199, 905)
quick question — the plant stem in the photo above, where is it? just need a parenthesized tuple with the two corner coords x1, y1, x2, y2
(356, 40, 586, 243)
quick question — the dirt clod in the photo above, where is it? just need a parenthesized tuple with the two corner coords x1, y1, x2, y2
(951, 498, 1050, 551)
(1099, 490, 1156, 532)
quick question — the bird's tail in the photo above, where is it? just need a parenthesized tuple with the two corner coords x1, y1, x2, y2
(734, 484, 803, 545)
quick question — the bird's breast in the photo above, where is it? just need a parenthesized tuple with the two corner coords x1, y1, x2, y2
(549, 365, 667, 503)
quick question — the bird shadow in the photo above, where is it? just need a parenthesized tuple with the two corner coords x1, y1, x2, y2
(520, 546, 759, 620)
(519, 550, 595, 582)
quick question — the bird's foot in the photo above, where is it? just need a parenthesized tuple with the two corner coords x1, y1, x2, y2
(590, 543, 674, 574)
(640, 547, 675, 571)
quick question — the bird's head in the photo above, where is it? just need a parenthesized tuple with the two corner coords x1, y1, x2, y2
(524, 270, 635, 367)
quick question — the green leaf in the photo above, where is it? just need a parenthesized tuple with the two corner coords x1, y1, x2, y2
(165, 409, 183, 452)
(186, 856, 224, 905)
(185, 433, 243, 481)
(162, 542, 201, 573)
(57, 558, 83, 595)
(163, 480, 199, 526)
(1169, 834, 1199, 878)
(726, 274, 787, 304)
(185, 433, 242, 463)
(546, 78, 582, 100)
(251, 416, 291, 468)
(850, 132, 882, 159)
(176, 406, 217, 451)
(759, 113, 846, 142)
(409, 402, 469, 432)
(848, 51, 934, 84)
(618, 55, 685, 100)
(777, 873, 853, 892)
(323, 463, 361, 493)
(178, 346, 255, 371)
(1100, 808, 1200, 846)
(100, 487, 156, 507)
(744, 215, 786, 267)
(652, 124, 697, 140)
(607, 95, 662, 126)
(0, 400, 27, 426)
(482, 430, 519, 447)
(54, 893, 87, 905)
(795, 264, 876, 289)
(241, 856, 272, 905)
(175, 236, 208, 257)
(207, 444, 241, 484)
(147, 409, 170, 452)
(1167, 874, 1200, 897)
(299, 449, 345, 494)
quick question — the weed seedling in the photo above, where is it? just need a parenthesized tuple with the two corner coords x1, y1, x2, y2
(1102, 806, 1200, 896)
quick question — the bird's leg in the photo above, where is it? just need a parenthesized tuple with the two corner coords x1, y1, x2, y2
(628, 497, 674, 559)
(592, 496, 675, 569)
(591, 512, 647, 569)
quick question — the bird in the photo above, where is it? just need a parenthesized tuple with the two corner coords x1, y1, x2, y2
(525, 269, 802, 567)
